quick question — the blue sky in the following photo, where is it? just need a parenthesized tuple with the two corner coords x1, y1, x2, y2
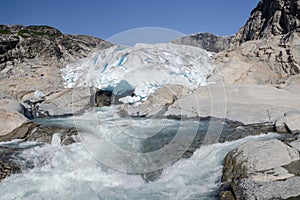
(1, 0, 259, 42)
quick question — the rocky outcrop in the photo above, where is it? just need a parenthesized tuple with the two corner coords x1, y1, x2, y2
(0, 99, 30, 117)
(0, 124, 79, 182)
(276, 110, 300, 133)
(232, 0, 300, 45)
(0, 109, 36, 141)
(222, 139, 299, 182)
(35, 87, 97, 117)
(210, 27, 300, 85)
(0, 24, 112, 100)
(221, 139, 300, 200)
(172, 32, 233, 52)
(0, 100, 36, 141)
(210, 0, 300, 86)
(25, 125, 79, 145)
(124, 83, 300, 125)
(122, 84, 192, 117)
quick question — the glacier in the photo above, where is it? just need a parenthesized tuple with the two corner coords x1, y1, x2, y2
(61, 43, 214, 103)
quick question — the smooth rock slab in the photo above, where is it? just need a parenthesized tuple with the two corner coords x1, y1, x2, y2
(0, 109, 36, 141)
(165, 84, 300, 124)
(122, 84, 191, 117)
(38, 87, 97, 117)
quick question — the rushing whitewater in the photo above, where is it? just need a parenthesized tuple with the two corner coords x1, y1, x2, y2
(0, 123, 280, 200)
(0, 107, 281, 199)
(61, 43, 213, 103)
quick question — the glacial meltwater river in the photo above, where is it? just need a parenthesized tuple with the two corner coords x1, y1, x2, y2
(0, 107, 280, 200)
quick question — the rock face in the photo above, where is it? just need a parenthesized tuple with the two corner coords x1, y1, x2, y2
(210, 27, 300, 85)
(221, 139, 300, 200)
(0, 24, 112, 100)
(210, 0, 300, 86)
(172, 32, 234, 53)
(233, 0, 300, 45)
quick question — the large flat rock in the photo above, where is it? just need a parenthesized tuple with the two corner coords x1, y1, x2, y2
(0, 109, 36, 141)
(164, 84, 300, 124)
(123, 83, 300, 125)
(38, 87, 97, 117)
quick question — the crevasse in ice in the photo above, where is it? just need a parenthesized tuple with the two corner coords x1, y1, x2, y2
(61, 43, 214, 103)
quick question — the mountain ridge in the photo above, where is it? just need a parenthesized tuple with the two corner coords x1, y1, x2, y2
(171, 32, 234, 53)
(0, 24, 112, 99)
(232, 0, 300, 44)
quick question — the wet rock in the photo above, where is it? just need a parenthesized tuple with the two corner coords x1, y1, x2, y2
(221, 139, 300, 199)
(0, 158, 21, 182)
(275, 110, 300, 134)
(0, 123, 79, 182)
(0, 143, 42, 182)
(220, 191, 235, 200)
(25, 125, 79, 145)
(284, 110, 300, 134)
(233, 177, 300, 200)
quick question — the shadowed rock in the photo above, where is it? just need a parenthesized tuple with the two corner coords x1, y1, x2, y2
(232, 0, 300, 45)
(172, 32, 234, 53)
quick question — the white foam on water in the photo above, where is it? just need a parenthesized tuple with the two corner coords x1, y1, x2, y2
(0, 117, 280, 200)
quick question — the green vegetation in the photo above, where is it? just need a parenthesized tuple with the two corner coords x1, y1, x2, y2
(0, 30, 12, 34)
(17, 29, 30, 37)
(17, 27, 60, 38)
(27, 26, 61, 37)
